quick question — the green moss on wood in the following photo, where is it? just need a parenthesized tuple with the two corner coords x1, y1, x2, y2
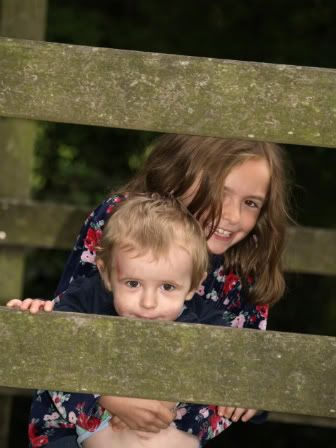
(0, 38, 335, 147)
(0, 308, 335, 418)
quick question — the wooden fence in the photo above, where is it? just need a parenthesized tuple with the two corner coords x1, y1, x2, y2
(0, 0, 336, 446)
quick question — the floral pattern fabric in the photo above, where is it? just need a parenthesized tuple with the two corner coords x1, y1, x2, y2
(28, 194, 268, 447)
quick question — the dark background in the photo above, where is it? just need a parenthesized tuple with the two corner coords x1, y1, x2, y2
(10, 0, 336, 446)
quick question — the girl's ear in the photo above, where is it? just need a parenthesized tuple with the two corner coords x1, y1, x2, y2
(185, 272, 207, 301)
(96, 259, 112, 291)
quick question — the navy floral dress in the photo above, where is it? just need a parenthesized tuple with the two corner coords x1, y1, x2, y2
(28, 194, 269, 448)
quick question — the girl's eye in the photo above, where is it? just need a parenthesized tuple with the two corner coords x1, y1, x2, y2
(125, 280, 140, 288)
(245, 200, 258, 209)
(161, 283, 176, 292)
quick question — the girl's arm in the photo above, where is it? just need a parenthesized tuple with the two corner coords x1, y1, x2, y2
(99, 396, 175, 432)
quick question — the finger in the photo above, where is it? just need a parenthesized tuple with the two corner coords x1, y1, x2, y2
(217, 406, 226, 417)
(241, 408, 257, 422)
(231, 408, 246, 422)
(6, 299, 24, 309)
(44, 301, 54, 312)
(156, 406, 176, 426)
(221, 407, 235, 419)
(29, 300, 46, 314)
(21, 299, 35, 311)
(138, 425, 161, 433)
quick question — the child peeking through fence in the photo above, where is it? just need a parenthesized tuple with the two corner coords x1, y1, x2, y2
(8, 134, 292, 448)
(10, 193, 228, 448)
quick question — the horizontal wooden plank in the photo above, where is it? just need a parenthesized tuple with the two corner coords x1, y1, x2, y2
(0, 38, 336, 148)
(0, 307, 335, 418)
(284, 226, 336, 276)
(0, 198, 88, 250)
(0, 198, 335, 275)
(268, 412, 336, 428)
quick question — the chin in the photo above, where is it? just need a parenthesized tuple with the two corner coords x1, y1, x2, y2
(207, 240, 230, 255)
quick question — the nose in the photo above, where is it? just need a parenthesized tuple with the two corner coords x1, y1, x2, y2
(140, 289, 158, 309)
(222, 196, 240, 224)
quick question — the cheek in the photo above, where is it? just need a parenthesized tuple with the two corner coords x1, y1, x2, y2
(243, 211, 260, 232)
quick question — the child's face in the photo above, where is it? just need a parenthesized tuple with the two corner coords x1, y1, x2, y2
(106, 244, 195, 320)
(206, 157, 270, 254)
(182, 157, 270, 255)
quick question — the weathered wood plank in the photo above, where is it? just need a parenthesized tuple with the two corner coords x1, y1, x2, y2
(0, 0, 47, 41)
(0, 198, 88, 250)
(0, 198, 336, 275)
(0, 308, 335, 418)
(283, 226, 336, 275)
(0, 2, 47, 446)
(0, 38, 336, 148)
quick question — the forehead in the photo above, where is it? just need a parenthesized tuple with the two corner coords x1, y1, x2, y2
(113, 244, 193, 277)
(224, 158, 270, 197)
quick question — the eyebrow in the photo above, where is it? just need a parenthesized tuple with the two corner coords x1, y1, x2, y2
(118, 274, 183, 287)
(223, 187, 266, 202)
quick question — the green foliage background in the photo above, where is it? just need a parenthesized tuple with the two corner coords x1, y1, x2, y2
(14, 1, 336, 447)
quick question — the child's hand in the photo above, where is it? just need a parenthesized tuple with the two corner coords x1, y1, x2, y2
(99, 396, 175, 433)
(6, 298, 54, 314)
(217, 406, 257, 422)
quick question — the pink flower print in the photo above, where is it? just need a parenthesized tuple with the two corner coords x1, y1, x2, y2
(77, 413, 101, 432)
(68, 411, 77, 424)
(199, 407, 210, 418)
(175, 407, 188, 420)
(81, 250, 96, 264)
(223, 272, 239, 294)
(84, 228, 102, 252)
(197, 285, 205, 296)
(259, 319, 267, 330)
(28, 421, 49, 447)
(256, 304, 269, 318)
(214, 266, 225, 282)
(231, 313, 246, 328)
(206, 290, 219, 302)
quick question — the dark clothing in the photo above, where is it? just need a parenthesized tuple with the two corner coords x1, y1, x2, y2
(28, 194, 269, 448)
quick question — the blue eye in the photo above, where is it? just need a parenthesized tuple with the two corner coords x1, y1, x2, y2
(126, 280, 140, 288)
(161, 283, 176, 292)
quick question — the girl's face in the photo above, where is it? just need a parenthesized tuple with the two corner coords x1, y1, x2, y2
(184, 158, 271, 255)
(207, 157, 270, 254)
(104, 245, 196, 320)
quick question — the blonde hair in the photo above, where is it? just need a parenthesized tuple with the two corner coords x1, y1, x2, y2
(96, 194, 209, 291)
(123, 134, 292, 306)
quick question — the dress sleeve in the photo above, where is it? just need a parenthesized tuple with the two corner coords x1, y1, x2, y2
(55, 194, 125, 297)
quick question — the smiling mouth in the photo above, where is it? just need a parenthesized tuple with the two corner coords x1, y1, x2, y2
(214, 228, 233, 237)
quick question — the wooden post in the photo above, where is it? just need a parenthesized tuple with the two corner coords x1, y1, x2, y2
(0, 0, 47, 304)
(0, 2, 47, 447)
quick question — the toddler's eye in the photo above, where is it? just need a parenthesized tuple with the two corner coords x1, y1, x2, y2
(161, 283, 176, 292)
(126, 280, 140, 288)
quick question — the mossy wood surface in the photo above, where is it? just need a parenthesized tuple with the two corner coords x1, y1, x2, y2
(0, 2, 47, 447)
(0, 308, 335, 418)
(0, 0, 47, 41)
(0, 198, 335, 276)
(0, 38, 336, 148)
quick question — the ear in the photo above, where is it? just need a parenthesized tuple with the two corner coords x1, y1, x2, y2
(96, 259, 112, 291)
(185, 271, 207, 301)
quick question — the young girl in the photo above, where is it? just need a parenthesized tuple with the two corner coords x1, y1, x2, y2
(11, 134, 291, 447)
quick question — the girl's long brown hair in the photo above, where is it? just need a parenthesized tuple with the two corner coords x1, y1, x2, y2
(121, 134, 292, 306)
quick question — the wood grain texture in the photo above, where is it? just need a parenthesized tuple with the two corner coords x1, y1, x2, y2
(0, 38, 335, 147)
(0, 308, 335, 418)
